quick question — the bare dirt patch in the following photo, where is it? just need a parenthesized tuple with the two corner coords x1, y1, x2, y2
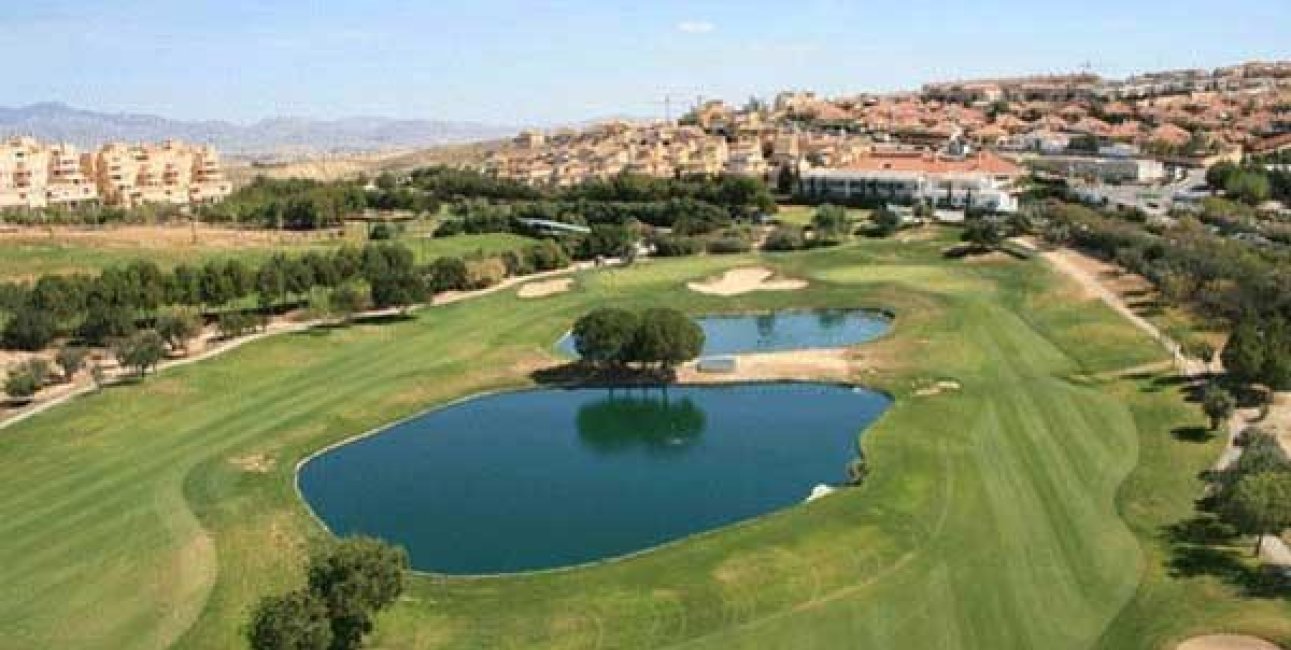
(894, 226, 941, 243)
(517, 277, 573, 299)
(913, 379, 962, 397)
(677, 349, 857, 384)
(0, 224, 336, 250)
(1176, 634, 1282, 650)
(961, 251, 1016, 264)
(687, 267, 807, 297)
(229, 453, 275, 473)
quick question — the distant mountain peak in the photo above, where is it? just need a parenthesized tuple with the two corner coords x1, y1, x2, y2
(0, 102, 515, 157)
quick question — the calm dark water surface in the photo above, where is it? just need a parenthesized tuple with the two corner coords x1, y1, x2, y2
(557, 309, 890, 357)
(298, 383, 889, 574)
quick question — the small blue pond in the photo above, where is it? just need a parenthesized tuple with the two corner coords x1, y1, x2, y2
(298, 383, 890, 574)
(556, 308, 890, 358)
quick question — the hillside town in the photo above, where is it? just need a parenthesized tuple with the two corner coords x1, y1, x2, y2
(0, 137, 232, 211)
(484, 60, 1291, 214)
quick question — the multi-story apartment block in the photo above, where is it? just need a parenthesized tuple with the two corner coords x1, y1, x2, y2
(96, 140, 232, 208)
(0, 137, 231, 211)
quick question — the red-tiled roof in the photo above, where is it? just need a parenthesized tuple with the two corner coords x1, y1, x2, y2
(843, 151, 1022, 176)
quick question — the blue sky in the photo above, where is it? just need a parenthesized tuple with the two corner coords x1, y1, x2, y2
(3, 0, 1288, 126)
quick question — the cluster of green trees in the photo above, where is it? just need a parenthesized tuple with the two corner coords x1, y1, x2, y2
(1, 240, 572, 358)
(572, 307, 705, 370)
(1220, 315, 1291, 390)
(762, 204, 856, 251)
(200, 178, 369, 229)
(1043, 201, 1291, 323)
(247, 537, 408, 650)
(1207, 161, 1291, 206)
(0, 244, 404, 353)
(1209, 429, 1291, 556)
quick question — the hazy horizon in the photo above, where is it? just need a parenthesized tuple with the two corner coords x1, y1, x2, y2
(3, 0, 1289, 127)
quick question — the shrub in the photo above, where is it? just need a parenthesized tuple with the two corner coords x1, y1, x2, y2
(55, 346, 89, 382)
(706, 236, 752, 255)
(651, 235, 703, 257)
(763, 226, 805, 252)
(426, 257, 469, 293)
(369, 222, 394, 240)
(155, 309, 204, 354)
(4, 367, 40, 402)
(217, 312, 259, 339)
(465, 258, 508, 290)
(113, 330, 166, 377)
(329, 283, 373, 323)
(526, 240, 570, 272)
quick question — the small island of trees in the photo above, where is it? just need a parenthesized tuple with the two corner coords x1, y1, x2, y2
(571, 307, 705, 378)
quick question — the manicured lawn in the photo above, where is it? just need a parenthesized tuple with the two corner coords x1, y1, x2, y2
(776, 204, 872, 227)
(0, 230, 1287, 649)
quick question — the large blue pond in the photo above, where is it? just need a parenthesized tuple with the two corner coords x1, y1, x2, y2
(298, 383, 890, 574)
(557, 308, 890, 358)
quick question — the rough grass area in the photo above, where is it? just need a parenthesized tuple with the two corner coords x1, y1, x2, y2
(0, 228, 1287, 649)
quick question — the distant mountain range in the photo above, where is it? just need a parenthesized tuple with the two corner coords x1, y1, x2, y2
(0, 102, 516, 158)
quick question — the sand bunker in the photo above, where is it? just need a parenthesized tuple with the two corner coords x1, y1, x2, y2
(229, 454, 275, 473)
(517, 278, 573, 299)
(687, 267, 807, 296)
(914, 379, 962, 397)
(1177, 635, 1281, 650)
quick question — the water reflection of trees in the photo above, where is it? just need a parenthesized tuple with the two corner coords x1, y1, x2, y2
(816, 309, 849, 331)
(755, 313, 778, 342)
(576, 391, 707, 455)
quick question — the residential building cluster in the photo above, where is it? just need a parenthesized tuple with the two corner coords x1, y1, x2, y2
(482, 60, 1291, 214)
(0, 137, 232, 211)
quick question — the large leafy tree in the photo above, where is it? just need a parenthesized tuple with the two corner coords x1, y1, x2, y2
(113, 330, 167, 377)
(812, 204, 849, 240)
(1, 306, 56, 351)
(1201, 383, 1236, 431)
(629, 308, 705, 369)
(573, 308, 640, 366)
(1220, 471, 1291, 555)
(247, 590, 333, 650)
(155, 309, 204, 355)
(1221, 317, 1265, 385)
(306, 537, 409, 650)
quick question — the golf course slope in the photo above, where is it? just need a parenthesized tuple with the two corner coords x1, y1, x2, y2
(0, 230, 1287, 649)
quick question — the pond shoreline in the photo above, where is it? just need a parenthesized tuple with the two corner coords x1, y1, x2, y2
(293, 377, 895, 580)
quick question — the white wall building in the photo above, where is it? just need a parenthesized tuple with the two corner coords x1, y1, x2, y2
(800, 152, 1023, 213)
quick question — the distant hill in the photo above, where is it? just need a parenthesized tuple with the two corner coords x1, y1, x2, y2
(0, 102, 516, 157)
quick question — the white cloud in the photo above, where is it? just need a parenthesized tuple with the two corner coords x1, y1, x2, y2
(676, 21, 715, 34)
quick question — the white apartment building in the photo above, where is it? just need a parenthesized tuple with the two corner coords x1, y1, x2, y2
(0, 137, 231, 211)
(800, 151, 1023, 213)
(1027, 154, 1166, 184)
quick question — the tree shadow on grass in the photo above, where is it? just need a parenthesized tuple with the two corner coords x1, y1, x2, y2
(531, 362, 677, 388)
(1164, 515, 1291, 599)
(1171, 426, 1215, 443)
(1136, 373, 1200, 395)
(353, 313, 417, 326)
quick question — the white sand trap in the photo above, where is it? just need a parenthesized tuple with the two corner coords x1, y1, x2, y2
(1177, 635, 1282, 650)
(229, 454, 275, 473)
(687, 267, 807, 297)
(915, 379, 962, 397)
(517, 278, 573, 299)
